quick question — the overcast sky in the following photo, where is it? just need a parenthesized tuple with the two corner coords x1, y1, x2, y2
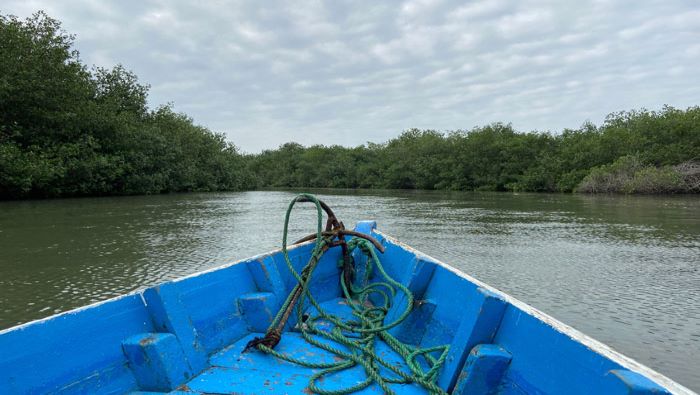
(3, 1, 699, 152)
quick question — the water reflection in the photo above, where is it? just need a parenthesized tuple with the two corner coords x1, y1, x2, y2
(0, 190, 698, 389)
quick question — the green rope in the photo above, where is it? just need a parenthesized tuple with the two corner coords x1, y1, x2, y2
(256, 194, 450, 395)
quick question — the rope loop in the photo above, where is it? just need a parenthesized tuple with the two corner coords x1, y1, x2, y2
(250, 194, 450, 395)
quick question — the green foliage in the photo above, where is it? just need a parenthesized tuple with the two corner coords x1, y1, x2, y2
(625, 166, 684, 194)
(245, 106, 699, 194)
(1, 12, 247, 199)
(576, 155, 645, 193)
(576, 155, 690, 194)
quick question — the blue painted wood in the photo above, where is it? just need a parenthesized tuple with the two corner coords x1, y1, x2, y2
(387, 257, 437, 344)
(437, 287, 508, 391)
(273, 242, 344, 331)
(452, 344, 513, 395)
(142, 285, 209, 375)
(354, 220, 377, 236)
(607, 370, 671, 395)
(238, 292, 277, 332)
(197, 331, 430, 394)
(303, 297, 362, 338)
(494, 305, 605, 394)
(0, 220, 686, 395)
(391, 299, 437, 345)
(0, 294, 154, 394)
(246, 255, 285, 300)
(172, 263, 256, 354)
(122, 333, 192, 391)
(373, 239, 420, 294)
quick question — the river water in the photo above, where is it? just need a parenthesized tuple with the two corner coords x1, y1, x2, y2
(0, 190, 698, 390)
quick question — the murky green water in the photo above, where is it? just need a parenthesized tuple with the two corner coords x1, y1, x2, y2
(0, 190, 698, 390)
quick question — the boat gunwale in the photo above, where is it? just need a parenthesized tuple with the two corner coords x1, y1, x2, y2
(0, 226, 694, 394)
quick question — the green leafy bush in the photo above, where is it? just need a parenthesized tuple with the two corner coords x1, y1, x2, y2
(576, 155, 691, 194)
(1, 12, 247, 199)
(245, 110, 699, 194)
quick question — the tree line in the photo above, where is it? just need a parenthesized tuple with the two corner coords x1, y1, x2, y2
(1, 12, 698, 199)
(247, 107, 699, 193)
(1, 12, 250, 199)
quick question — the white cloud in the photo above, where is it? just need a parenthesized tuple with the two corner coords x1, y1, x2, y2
(400, 0, 444, 18)
(496, 9, 554, 38)
(563, 43, 609, 63)
(2, 0, 699, 152)
(420, 68, 451, 84)
(449, 0, 507, 20)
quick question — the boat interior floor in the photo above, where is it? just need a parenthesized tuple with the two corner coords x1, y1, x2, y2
(160, 297, 428, 395)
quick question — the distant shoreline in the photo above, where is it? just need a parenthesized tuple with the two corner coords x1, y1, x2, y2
(2, 185, 699, 203)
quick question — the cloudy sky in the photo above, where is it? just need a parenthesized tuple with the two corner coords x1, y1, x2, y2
(3, 1, 699, 152)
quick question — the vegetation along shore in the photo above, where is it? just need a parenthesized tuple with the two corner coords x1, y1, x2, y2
(1, 12, 698, 200)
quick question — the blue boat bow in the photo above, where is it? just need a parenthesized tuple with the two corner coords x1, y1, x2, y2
(0, 196, 693, 395)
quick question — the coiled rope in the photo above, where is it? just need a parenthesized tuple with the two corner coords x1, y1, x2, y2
(246, 194, 450, 395)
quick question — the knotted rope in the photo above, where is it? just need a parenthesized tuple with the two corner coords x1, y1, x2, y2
(246, 194, 449, 395)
